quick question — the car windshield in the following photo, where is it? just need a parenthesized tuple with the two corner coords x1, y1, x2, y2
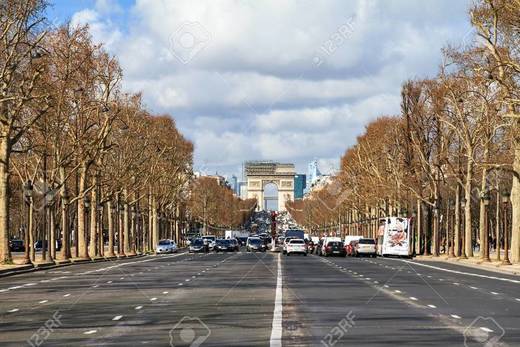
(290, 239, 304, 244)
(249, 238, 262, 245)
(216, 239, 228, 245)
(359, 239, 375, 244)
(11, 240, 22, 245)
(158, 240, 170, 245)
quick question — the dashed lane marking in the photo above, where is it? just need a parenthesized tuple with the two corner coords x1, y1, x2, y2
(113, 315, 123, 321)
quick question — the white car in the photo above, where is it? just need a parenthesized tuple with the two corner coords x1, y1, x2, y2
(356, 238, 377, 257)
(286, 239, 307, 256)
(202, 235, 216, 251)
(156, 240, 175, 254)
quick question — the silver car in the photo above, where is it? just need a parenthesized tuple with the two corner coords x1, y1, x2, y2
(156, 240, 174, 254)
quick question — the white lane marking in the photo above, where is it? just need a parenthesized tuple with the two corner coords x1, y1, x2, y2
(490, 292, 499, 295)
(178, 283, 183, 286)
(107, 281, 112, 284)
(409, 297, 418, 301)
(383, 285, 389, 288)
(480, 327, 494, 333)
(393, 259, 520, 284)
(453, 282, 460, 286)
(39, 300, 48, 304)
(270, 253, 282, 347)
(185, 279, 190, 282)
(470, 286, 478, 290)
(8, 308, 19, 313)
(120, 277, 124, 280)
(25, 283, 37, 287)
(427, 304, 437, 308)
(515, 298, 520, 302)
(63, 293, 70, 297)
(135, 306, 143, 310)
(83, 330, 97, 335)
(113, 315, 123, 321)
(451, 314, 461, 319)
(150, 297, 157, 301)
(394, 290, 402, 294)
(162, 291, 169, 294)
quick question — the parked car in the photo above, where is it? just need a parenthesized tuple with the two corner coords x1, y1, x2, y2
(237, 237, 248, 246)
(9, 239, 24, 252)
(246, 237, 266, 252)
(157, 239, 175, 254)
(34, 240, 62, 252)
(286, 239, 307, 256)
(356, 238, 377, 257)
(323, 241, 346, 257)
(169, 240, 178, 253)
(189, 239, 207, 253)
(345, 240, 359, 256)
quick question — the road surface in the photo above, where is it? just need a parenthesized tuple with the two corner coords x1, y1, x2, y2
(1, 250, 519, 346)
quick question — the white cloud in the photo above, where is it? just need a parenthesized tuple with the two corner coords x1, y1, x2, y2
(69, 0, 473, 177)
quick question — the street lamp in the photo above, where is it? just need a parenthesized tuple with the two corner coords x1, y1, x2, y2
(22, 180, 33, 264)
(411, 209, 417, 257)
(433, 200, 440, 256)
(481, 192, 491, 262)
(501, 190, 511, 265)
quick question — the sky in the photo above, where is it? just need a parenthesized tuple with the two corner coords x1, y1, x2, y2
(48, 0, 473, 180)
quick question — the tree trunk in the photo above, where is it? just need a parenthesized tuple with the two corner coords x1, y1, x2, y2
(479, 161, 488, 260)
(152, 197, 158, 253)
(60, 178, 70, 260)
(511, 144, 520, 263)
(89, 176, 98, 259)
(454, 184, 461, 257)
(0, 136, 11, 263)
(123, 189, 130, 255)
(464, 160, 474, 257)
(49, 207, 55, 261)
(77, 165, 88, 259)
(107, 200, 115, 257)
(29, 199, 35, 262)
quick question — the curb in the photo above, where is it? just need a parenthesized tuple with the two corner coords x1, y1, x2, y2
(0, 254, 147, 278)
(414, 256, 520, 276)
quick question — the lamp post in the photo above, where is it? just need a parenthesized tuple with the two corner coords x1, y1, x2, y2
(97, 204, 103, 257)
(22, 181, 33, 264)
(501, 190, 511, 265)
(481, 192, 491, 262)
(460, 198, 467, 259)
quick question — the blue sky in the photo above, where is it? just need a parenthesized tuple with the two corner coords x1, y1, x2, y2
(46, 0, 473, 180)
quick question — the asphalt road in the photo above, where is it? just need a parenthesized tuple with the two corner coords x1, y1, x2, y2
(1, 249, 519, 346)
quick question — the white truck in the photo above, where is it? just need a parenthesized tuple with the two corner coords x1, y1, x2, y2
(376, 217, 411, 257)
(225, 230, 250, 239)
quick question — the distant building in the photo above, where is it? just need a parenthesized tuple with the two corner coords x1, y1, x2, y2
(294, 174, 306, 199)
(230, 175, 238, 195)
(238, 182, 248, 199)
(305, 160, 322, 193)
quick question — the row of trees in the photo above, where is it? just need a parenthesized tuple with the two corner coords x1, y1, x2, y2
(0, 1, 254, 264)
(287, 0, 520, 263)
(188, 177, 257, 236)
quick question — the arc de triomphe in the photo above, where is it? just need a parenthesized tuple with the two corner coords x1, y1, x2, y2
(245, 161, 295, 211)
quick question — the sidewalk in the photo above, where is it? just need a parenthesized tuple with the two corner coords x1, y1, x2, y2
(0, 248, 148, 278)
(415, 253, 520, 276)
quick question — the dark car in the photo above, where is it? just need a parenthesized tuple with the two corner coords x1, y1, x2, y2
(247, 237, 266, 252)
(189, 239, 206, 253)
(214, 239, 235, 252)
(34, 240, 62, 252)
(323, 241, 346, 257)
(9, 239, 24, 252)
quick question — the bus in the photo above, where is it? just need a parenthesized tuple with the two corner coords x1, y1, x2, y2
(376, 217, 412, 257)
